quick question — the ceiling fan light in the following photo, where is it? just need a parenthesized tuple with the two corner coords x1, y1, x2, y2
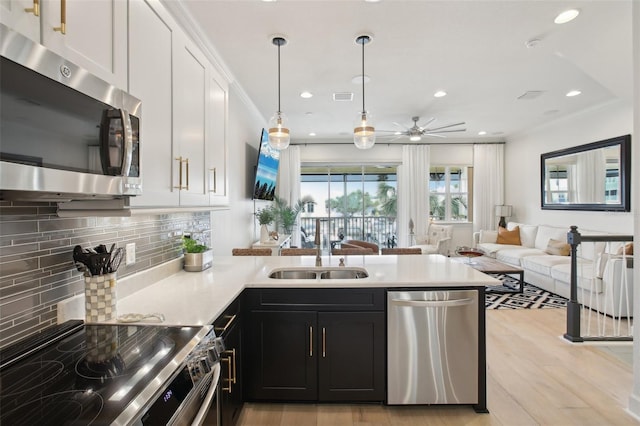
(409, 135, 421, 142)
(354, 112, 375, 149)
(268, 111, 290, 149)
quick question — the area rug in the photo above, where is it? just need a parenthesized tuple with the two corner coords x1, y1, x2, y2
(485, 281, 568, 309)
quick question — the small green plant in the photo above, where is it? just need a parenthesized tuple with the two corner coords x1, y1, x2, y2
(256, 206, 275, 225)
(182, 236, 209, 253)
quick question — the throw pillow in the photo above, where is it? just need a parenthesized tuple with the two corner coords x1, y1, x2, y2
(496, 226, 521, 245)
(546, 238, 570, 256)
(615, 242, 634, 256)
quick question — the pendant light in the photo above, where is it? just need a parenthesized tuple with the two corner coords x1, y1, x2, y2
(353, 35, 375, 150)
(268, 36, 290, 150)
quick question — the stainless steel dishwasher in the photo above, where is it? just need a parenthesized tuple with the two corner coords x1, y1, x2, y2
(387, 290, 478, 405)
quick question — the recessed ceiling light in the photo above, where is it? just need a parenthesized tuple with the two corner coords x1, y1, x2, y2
(478, 131, 487, 136)
(566, 90, 582, 97)
(351, 75, 371, 84)
(554, 9, 579, 24)
(434, 91, 447, 98)
(305, 112, 313, 116)
(309, 132, 316, 136)
(300, 91, 313, 98)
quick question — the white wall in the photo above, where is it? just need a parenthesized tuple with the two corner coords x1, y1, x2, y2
(504, 99, 633, 234)
(209, 84, 266, 255)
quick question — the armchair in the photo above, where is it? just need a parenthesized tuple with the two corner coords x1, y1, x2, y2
(411, 224, 453, 255)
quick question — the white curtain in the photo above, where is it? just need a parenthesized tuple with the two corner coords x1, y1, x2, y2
(472, 144, 504, 232)
(397, 145, 430, 247)
(576, 150, 606, 203)
(276, 145, 302, 246)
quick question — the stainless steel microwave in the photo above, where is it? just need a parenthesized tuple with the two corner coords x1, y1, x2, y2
(0, 24, 141, 202)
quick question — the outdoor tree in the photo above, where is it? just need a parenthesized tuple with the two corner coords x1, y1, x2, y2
(328, 190, 375, 216)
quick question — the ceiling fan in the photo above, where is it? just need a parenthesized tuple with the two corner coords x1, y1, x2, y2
(378, 116, 466, 142)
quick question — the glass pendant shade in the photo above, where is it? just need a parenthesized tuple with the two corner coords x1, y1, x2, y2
(353, 111, 375, 149)
(268, 111, 290, 150)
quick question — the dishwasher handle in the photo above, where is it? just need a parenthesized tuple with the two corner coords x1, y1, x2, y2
(390, 298, 474, 308)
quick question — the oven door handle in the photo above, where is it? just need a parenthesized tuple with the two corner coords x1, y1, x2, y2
(191, 362, 221, 426)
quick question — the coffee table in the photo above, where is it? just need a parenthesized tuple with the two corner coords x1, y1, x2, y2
(453, 255, 524, 293)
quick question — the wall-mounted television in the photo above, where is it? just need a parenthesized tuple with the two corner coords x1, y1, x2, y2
(252, 128, 280, 200)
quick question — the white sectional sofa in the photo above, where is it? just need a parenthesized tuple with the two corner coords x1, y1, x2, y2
(473, 222, 633, 317)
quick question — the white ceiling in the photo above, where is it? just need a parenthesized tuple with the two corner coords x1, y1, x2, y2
(173, 0, 633, 145)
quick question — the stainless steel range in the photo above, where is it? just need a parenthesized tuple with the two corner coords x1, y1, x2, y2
(0, 320, 221, 425)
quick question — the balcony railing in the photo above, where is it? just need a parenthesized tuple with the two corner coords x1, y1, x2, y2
(564, 226, 633, 342)
(299, 216, 397, 250)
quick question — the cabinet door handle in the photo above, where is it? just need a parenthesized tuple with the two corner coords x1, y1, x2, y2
(184, 158, 189, 190)
(53, 0, 66, 34)
(309, 326, 313, 357)
(174, 157, 183, 189)
(221, 356, 232, 393)
(322, 327, 326, 358)
(213, 314, 236, 334)
(231, 348, 237, 384)
(24, 0, 39, 16)
(208, 168, 217, 193)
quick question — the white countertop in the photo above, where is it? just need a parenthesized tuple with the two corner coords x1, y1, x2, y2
(59, 254, 500, 327)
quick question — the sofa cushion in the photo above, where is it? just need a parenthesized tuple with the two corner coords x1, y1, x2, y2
(497, 226, 521, 245)
(479, 230, 498, 244)
(521, 255, 570, 276)
(546, 239, 570, 256)
(477, 243, 523, 257)
(579, 241, 606, 262)
(519, 225, 538, 248)
(551, 262, 602, 293)
(495, 248, 547, 266)
(534, 225, 568, 251)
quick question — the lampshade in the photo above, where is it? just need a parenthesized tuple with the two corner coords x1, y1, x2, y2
(268, 111, 290, 150)
(495, 205, 513, 218)
(353, 35, 375, 150)
(354, 111, 375, 149)
(268, 36, 290, 150)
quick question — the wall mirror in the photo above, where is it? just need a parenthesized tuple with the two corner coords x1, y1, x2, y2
(541, 134, 631, 211)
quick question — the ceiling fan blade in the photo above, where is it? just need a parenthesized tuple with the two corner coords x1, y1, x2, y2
(376, 129, 404, 134)
(426, 121, 466, 132)
(392, 122, 410, 131)
(425, 128, 467, 134)
(425, 133, 447, 138)
(418, 117, 436, 129)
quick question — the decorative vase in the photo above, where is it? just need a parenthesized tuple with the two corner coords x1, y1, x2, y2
(260, 224, 270, 243)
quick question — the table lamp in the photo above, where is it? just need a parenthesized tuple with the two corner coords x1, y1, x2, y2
(495, 205, 513, 229)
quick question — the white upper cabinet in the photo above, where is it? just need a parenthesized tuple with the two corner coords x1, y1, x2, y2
(173, 31, 209, 206)
(207, 68, 229, 206)
(127, 0, 228, 208)
(1, 0, 127, 89)
(128, 0, 178, 207)
(0, 0, 40, 41)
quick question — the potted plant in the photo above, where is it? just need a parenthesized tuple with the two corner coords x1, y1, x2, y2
(182, 235, 213, 272)
(272, 195, 315, 235)
(256, 206, 275, 243)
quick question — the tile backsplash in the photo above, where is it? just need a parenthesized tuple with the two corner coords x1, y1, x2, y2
(0, 201, 210, 348)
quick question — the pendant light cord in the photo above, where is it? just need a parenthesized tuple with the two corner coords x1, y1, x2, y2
(361, 38, 366, 114)
(277, 42, 282, 114)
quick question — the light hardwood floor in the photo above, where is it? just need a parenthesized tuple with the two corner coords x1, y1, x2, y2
(237, 308, 638, 426)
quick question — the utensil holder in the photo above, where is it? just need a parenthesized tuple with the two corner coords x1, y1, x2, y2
(85, 273, 117, 322)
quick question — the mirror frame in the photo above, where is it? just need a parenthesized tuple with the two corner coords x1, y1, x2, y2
(540, 134, 631, 212)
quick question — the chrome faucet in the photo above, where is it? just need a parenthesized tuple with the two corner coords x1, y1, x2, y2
(314, 218, 322, 267)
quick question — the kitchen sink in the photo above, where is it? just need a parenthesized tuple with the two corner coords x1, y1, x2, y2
(268, 267, 369, 280)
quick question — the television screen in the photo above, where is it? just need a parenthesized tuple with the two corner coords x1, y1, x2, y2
(252, 128, 280, 200)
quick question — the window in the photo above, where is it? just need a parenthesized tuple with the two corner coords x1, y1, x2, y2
(300, 165, 397, 248)
(429, 166, 471, 221)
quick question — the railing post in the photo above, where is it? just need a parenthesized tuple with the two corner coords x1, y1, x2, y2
(564, 225, 583, 342)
